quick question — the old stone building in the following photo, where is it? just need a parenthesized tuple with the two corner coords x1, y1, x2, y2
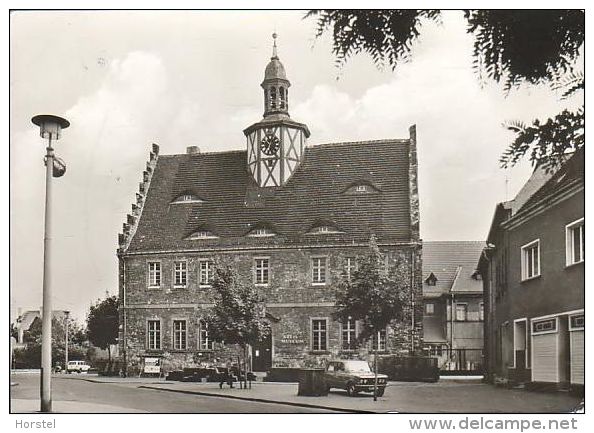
(117, 36, 423, 375)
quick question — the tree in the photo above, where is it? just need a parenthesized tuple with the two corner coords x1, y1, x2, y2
(333, 236, 409, 401)
(306, 9, 584, 170)
(207, 262, 269, 390)
(14, 314, 87, 369)
(87, 295, 119, 362)
(10, 322, 18, 340)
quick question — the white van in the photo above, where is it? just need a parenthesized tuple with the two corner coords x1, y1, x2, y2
(67, 360, 91, 373)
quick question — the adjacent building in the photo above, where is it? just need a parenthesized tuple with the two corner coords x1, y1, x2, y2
(478, 150, 584, 391)
(116, 37, 424, 375)
(422, 241, 485, 374)
(13, 309, 69, 349)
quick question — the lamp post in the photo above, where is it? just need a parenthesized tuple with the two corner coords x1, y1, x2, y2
(31, 114, 70, 413)
(64, 311, 70, 372)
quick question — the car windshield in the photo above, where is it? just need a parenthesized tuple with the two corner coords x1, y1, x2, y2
(343, 361, 371, 372)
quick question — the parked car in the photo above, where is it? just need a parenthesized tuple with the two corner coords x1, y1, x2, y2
(67, 360, 91, 373)
(324, 360, 388, 397)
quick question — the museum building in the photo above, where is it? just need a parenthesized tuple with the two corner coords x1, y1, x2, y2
(116, 36, 424, 374)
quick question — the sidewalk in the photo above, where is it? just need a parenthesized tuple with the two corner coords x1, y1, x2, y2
(10, 399, 147, 413)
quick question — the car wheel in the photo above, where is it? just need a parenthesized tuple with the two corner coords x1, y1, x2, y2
(376, 387, 385, 397)
(346, 383, 358, 397)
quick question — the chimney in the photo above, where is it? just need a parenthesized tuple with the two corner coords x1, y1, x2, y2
(187, 146, 201, 155)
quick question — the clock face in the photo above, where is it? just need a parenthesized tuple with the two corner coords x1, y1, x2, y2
(260, 133, 280, 156)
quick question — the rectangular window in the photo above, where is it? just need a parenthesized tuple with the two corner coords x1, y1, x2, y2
(566, 218, 584, 265)
(312, 257, 327, 284)
(425, 303, 435, 315)
(479, 303, 485, 321)
(570, 314, 584, 330)
(255, 258, 270, 285)
(148, 262, 161, 287)
(199, 260, 213, 287)
(532, 318, 556, 334)
(147, 320, 161, 350)
(199, 320, 214, 350)
(312, 319, 327, 351)
(174, 260, 187, 287)
(173, 320, 187, 350)
(521, 240, 540, 280)
(345, 257, 356, 280)
(455, 304, 467, 321)
(372, 329, 387, 351)
(341, 318, 357, 350)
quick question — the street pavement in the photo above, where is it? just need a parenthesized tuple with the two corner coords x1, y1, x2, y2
(10, 373, 335, 413)
(10, 372, 582, 414)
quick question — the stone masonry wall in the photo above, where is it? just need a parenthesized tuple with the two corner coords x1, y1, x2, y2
(119, 244, 423, 372)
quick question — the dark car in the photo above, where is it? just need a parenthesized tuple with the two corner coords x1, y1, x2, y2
(324, 360, 388, 397)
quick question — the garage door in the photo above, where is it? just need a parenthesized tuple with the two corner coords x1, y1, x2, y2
(570, 314, 584, 386)
(532, 318, 558, 383)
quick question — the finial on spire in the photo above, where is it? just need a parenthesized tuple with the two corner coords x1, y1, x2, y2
(272, 32, 278, 59)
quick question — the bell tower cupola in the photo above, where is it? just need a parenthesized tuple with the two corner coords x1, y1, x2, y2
(244, 33, 311, 188)
(262, 33, 290, 118)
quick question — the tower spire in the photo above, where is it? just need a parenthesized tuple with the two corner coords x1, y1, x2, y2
(272, 32, 278, 59)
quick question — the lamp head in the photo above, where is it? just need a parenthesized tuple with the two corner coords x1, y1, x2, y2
(31, 114, 70, 141)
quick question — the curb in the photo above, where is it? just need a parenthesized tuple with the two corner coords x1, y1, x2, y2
(138, 385, 374, 413)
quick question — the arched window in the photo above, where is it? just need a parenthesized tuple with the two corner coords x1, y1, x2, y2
(270, 87, 277, 110)
(279, 87, 285, 110)
(264, 89, 269, 111)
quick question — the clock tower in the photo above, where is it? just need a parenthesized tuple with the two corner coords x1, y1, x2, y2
(244, 33, 310, 187)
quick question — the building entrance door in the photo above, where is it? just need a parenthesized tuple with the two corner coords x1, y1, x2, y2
(251, 329, 272, 372)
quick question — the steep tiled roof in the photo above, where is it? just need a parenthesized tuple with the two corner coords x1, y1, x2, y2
(518, 148, 584, 213)
(127, 140, 413, 253)
(422, 241, 485, 296)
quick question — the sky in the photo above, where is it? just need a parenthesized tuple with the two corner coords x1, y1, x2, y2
(9, 10, 583, 323)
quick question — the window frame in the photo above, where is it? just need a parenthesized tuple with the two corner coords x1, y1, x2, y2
(172, 319, 188, 351)
(198, 319, 215, 351)
(311, 256, 327, 286)
(425, 302, 435, 315)
(198, 259, 213, 288)
(566, 218, 584, 267)
(340, 318, 358, 351)
(173, 260, 188, 288)
(455, 303, 468, 322)
(311, 317, 329, 352)
(521, 239, 541, 281)
(147, 261, 162, 288)
(345, 257, 356, 281)
(146, 319, 162, 351)
(372, 329, 387, 352)
(254, 257, 271, 286)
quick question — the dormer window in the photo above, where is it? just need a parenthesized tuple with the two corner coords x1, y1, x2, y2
(343, 182, 380, 195)
(187, 230, 218, 240)
(307, 225, 342, 235)
(248, 227, 276, 238)
(172, 194, 204, 204)
(425, 272, 438, 286)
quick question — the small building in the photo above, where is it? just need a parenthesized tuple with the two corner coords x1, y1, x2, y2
(13, 309, 69, 348)
(422, 241, 485, 374)
(116, 36, 424, 375)
(478, 150, 584, 391)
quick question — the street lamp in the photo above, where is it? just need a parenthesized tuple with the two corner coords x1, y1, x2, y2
(31, 114, 70, 413)
(64, 311, 70, 373)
